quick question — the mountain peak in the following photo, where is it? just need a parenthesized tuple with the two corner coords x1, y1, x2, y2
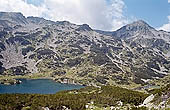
(27, 16, 55, 25)
(118, 20, 153, 33)
(57, 21, 72, 26)
(112, 20, 155, 38)
(133, 20, 148, 24)
(129, 20, 151, 28)
(76, 24, 92, 31)
(0, 12, 28, 25)
(0, 12, 24, 19)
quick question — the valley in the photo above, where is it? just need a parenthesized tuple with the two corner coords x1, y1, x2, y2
(0, 12, 170, 109)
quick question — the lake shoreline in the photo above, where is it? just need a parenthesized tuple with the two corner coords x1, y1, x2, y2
(0, 78, 84, 94)
(0, 75, 85, 87)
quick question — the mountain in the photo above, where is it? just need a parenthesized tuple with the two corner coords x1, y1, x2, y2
(27, 16, 55, 25)
(112, 20, 153, 37)
(0, 12, 28, 29)
(0, 12, 170, 86)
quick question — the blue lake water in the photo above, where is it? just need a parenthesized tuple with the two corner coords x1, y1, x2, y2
(0, 79, 84, 94)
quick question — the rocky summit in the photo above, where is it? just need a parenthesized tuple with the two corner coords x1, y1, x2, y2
(0, 12, 170, 86)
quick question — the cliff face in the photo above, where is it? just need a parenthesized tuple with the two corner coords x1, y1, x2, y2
(0, 12, 170, 85)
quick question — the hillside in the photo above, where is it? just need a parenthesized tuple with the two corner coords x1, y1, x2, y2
(0, 12, 170, 87)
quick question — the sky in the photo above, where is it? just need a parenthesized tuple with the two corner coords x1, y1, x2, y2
(0, 0, 169, 32)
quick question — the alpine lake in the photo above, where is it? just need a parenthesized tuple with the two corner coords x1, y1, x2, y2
(0, 79, 84, 94)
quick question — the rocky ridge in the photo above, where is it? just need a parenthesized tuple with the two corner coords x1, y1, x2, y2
(0, 12, 170, 86)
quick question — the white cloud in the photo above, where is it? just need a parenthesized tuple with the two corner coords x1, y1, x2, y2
(43, 0, 128, 30)
(168, 0, 170, 3)
(0, 0, 128, 31)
